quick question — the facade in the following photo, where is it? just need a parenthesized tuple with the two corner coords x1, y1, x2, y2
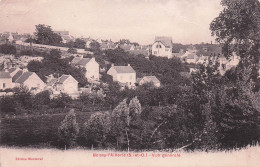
(71, 57, 99, 81)
(107, 64, 136, 87)
(55, 75, 78, 94)
(137, 76, 161, 87)
(152, 36, 173, 58)
(0, 72, 12, 89)
(15, 72, 45, 93)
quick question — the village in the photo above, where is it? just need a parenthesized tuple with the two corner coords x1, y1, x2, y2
(0, 0, 259, 162)
(0, 31, 240, 99)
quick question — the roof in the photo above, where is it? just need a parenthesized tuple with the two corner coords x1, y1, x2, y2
(186, 53, 197, 59)
(58, 75, 78, 84)
(136, 78, 142, 83)
(7, 68, 17, 73)
(0, 72, 11, 78)
(119, 44, 132, 51)
(155, 36, 172, 48)
(12, 70, 23, 82)
(71, 57, 82, 64)
(112, 65, 135, 73)
(58, 75, 70, 83)
(141, 76, 160, 84)
(15, 72, 34, 83)
(75, 58, 91, 66)
(47, 78, 58, 86)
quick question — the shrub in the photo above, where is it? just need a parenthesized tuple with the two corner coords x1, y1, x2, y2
(0, 44, 16, 54)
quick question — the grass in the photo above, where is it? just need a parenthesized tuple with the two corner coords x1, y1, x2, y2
(0, 111, 93, 147)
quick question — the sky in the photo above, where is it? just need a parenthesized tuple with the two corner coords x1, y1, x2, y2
(0, 0, 223, 45)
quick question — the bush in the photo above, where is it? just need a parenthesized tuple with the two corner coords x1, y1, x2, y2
(50, 93, 72, 108)
(0, 44, 16, 54)
(0, 96, 16, 113)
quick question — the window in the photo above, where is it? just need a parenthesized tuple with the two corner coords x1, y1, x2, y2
(156, 44, 162, 48)
(154, 51, 157, 54)
(3, 83, 6, 88)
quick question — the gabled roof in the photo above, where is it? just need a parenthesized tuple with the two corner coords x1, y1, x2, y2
(154, 36, 172, 48)
(75, 58, 92, 66)
(12, 70, 23, 82)
(186, 53, 197, 59)
(7, 68, 17, 73)
(71, 57, 82, 64)
(15, 72, 34, 84)
(58, 75, 78, 84)
(0, 72, 11, 78)
(57, 75, 71, 83)
(119, 44, 132, 51)
(112, 65, 135, 73)
(141, 76, 160, 84)
(47, 78, 58, 86)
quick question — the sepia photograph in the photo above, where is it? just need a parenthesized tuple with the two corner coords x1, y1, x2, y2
(0, 0, 259, 166)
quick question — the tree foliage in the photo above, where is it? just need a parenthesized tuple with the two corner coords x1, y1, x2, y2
(34, 24, 63, 45)
(58, 109, 79, 148)
(0, 44, 16, 54)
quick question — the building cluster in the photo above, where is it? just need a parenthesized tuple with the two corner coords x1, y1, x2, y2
(0, 31, 241, 97)
(0, 55, 44, 69)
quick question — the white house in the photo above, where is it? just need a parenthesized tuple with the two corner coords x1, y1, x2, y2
(107, 64, 136, 87)
(152, 36, 173, 58)
(180, 51, 199, 64)
(71, 57, 99, 81)
(55, 75, 78, 94)
(137, 76, 161, 87)
(15, 72, 45, 93)
(0, 72, 12, 90)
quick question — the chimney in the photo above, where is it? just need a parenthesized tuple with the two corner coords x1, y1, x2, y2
(111, 63, 114, 67)
(128, 64, 130, 66)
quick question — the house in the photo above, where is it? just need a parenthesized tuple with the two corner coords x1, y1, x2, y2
(15, 72, 45, 93)
(151, 36, 173, 58)
(218, 54, 240, 75)
(0, 72, 12, 90)
(137, 76, 161, 87)
(55, 75, 78, 94)
(180, 51, 199, 64)
(71, 57, 99, 81)
(107, 64, 136, 87)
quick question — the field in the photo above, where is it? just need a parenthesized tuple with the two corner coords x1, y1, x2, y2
(0, 111, 93, 147)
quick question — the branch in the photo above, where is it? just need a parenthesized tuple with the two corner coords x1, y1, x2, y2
(148, 120, 167, 143)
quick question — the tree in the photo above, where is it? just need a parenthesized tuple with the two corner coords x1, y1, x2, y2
(68, 47, 77, 54)
(83, 112, 111, 148)
(34, 24, 63, 45)
(210, 0, 260, 90)
(73, 38, 86, 49)
(27, 60, 42, 73)
(110, 99, 130, 150)
(58, 109, 79, 148)
(0, 44, 16, 54)
(129, 96, 142, 119)
(89, 41, 100, 52)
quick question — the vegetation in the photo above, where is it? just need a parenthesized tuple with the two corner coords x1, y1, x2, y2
(0, 44, 16, 54)
(0, 0, 259, 151)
